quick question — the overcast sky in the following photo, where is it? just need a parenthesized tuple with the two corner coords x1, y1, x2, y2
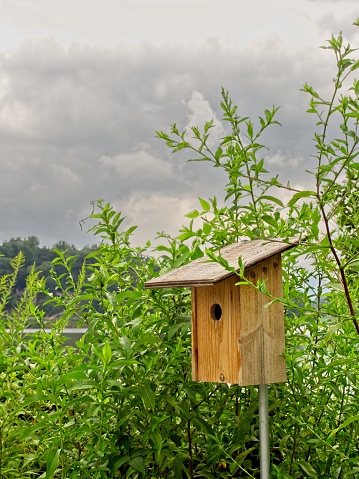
(0, 0, 358, 249)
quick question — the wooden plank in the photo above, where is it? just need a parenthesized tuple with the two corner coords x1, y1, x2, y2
(262, 255, 287, 384)
(144, 238, 299, 288)
(237, 267, 263, 385)
(191, 287, 199, 381)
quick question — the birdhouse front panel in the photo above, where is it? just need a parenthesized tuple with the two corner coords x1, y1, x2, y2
(191, 274, 241, 384)
(191, 253, 287, 386)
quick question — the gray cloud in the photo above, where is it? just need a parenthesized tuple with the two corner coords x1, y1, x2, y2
(316, 12, 359, 40)
(0, 32, 353, 247)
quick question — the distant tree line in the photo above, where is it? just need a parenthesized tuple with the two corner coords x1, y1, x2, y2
(0, 236, 98, 320)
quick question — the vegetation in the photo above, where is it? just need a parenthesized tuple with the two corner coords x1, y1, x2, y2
(0, 237, 97, 321)
(1, 31, 359, 478)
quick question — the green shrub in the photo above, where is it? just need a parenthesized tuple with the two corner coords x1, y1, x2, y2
(1, 31, 359, 478)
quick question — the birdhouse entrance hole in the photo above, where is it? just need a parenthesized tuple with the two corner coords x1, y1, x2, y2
(210, 303, 222, 321)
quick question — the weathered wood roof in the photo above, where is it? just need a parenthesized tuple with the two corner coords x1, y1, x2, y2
(144, 238, 300, 289)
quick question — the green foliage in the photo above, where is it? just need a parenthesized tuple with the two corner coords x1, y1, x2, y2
(1, 30, 359, 478)
(0, 237, 98, 321)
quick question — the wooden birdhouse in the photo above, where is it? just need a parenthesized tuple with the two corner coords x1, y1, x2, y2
(145, 239, 299, 386)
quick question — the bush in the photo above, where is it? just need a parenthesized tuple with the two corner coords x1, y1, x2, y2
(1, 31, 359, 478)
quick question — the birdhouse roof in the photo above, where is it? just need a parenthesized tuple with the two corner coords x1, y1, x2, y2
(144, 238, 300, 289)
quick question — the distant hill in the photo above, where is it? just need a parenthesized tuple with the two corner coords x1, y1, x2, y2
(0, 236, 98, 321)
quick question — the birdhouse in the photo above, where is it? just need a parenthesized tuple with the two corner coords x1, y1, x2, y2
(145, 239, 299, 386)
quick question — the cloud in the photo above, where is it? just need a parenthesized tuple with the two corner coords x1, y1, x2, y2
(121, 191, 197, 246)
(316, 12, 359, 40)
(99, 149, 175, 184)
(0, 33, 350, 247)
(184, 90, 226, 148)
(2, 0, 344, 49)
(266, 150, 304, 168)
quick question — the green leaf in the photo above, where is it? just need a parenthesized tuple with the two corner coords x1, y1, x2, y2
(326, 281, 343, 293)
(199, 197, 210, 212)
(21, 422, 49, 440)
(246, 120, 254, 138)
(288, 190, 316, 207)
(112, 454, 131, 472)
(262, 215, 277, 228)
(215, 147, 223, 161)
(261, 195, 284, 207)
(126, 225, 138, 234)
(203, 119, 214, 133)
(203, 222, 212, 235)
(68, 379, 99, 392)
(297, 459, 317, 477)
(130, 456, 145, 475)
(45, 449, 60, 479)
(151, 429, 163, 459)
(177, 231, 196, 241)
(139, 383, 156, 411)
(103, 342, 112, 366)
(57, 371, 87, 384)
(185, 209, 199, 219)
(320, 358, 357, 371)
(191, 416, 214, 436)
(172, 252, 190, 269)
(329, 415, 359, 437)
(328, 382, 342, 399)
(119, 335, 132, 357)
(168, 323, 182, 340)
(192, 245, 204, 259)
(311, 222, 319, 239)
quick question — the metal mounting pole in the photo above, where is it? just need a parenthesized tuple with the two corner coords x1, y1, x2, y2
(258, 384, 270, 479)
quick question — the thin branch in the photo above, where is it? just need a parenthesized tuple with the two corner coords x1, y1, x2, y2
(319, 200, 359, 335)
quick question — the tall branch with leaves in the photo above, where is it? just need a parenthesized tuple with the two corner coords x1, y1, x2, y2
(301, 33, 359, 335)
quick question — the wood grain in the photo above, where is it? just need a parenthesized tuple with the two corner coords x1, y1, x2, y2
(192, 254, 287, 385)
(144, 238, 299, 289)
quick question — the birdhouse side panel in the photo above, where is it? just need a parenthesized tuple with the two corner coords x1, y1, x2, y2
(240, 254, 287, 385)
(236, 276, 263, 386)
(262, 255, 287, 384)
